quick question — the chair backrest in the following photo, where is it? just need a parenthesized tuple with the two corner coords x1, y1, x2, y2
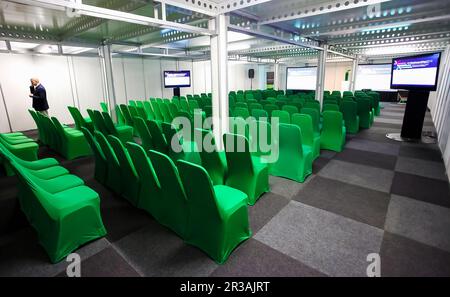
(271, 110, 290, 124)
(158, 101, 173, 123)
(102, 111, 119, 137)
(323, 104, 340, 112)
(108, 135, 138, 180)
(322, 111, 344, 137)
(150, 100, 164, 121)
(129, 100, 137, 107)
(223, 133, 254, 177)
(263, 104, 279, 117)
(146, 120, 168, 153)
(161, 122, 182, 154)
(279, 123, 304, 157)
(179, 99, 190, 113)
(148, 150, 187, 209)
(282, 105, 299, 116)
(189, 100, 200, 114)
(249, 103, 263, 111)
(81, 127, 105, 161)
(38, 112, 59, 149)
(100, 102, 109, 113)
(235, 102, 248, 109)
(301, 107, 320, 134)
(134, 116, 153, 151)
(136, 106, 147, 120)
(119, 104, 134, 126)
(291, 113, 314, 147)
(233, 107, 250, 119)
(67, 106, 82, 130)
(92, 110, 109, 135)
(194, 128, 225, 185)
(168, 103, 179, 119)
(94, 130, 119, 167)
(29, 109, 46, 144)
(251, 109, 268, 121)
(177, 159, 221, 219)
(341, 100, 358, 122)
(142, 101, 155, 120)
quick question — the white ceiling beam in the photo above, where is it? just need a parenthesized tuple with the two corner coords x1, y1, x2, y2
(259, 0, 392, 25)
(8, 0, 216, 36)
(154, 0, 218, 16)
(217, 0, 272, 14)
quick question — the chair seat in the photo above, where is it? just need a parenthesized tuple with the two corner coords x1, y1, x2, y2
(31, 166, 69, 180)
(37, 174, 85, 194)
(214, 185, 248, 216)
(52, 186, 100, 209)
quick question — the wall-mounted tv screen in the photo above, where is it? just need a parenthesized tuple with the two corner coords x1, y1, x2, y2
(164, 70, 191, 88)
(390, 52, 441, 91)
(286, 67, 317, 90)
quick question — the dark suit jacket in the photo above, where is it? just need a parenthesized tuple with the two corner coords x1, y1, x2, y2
(30, 84, 49, 111)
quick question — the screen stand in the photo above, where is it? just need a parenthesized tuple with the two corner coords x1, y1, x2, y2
(173, 87, 181, 98)
(386, 90, 434, 143)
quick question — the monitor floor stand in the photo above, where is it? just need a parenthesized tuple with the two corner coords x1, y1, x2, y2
(386, 90, 436, 144)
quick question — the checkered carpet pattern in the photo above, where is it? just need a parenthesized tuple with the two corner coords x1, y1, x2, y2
(1, 103, 450, 277)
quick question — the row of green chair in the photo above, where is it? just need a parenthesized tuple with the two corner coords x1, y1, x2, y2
(87, 109, 134, 143)
(82, 128, 250, 264)
(0, 143, 106, 263)
(29, 110, 91, 160)
(0, 132, 38, 175)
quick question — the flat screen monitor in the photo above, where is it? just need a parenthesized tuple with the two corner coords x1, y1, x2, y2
(164, 70, 191, 88)
(286, 67, 317, 90)
(390, 53, 441, 91)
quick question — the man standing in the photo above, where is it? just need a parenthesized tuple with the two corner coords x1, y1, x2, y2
(29, 78, 49, 116)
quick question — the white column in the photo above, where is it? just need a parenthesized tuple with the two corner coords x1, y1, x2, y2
(350, 55, 359, 92)
(315, 44, 327, 105)
(273, 62, 280, 90)
(209, 14, 229, 149)
(100, 44, 117, 121)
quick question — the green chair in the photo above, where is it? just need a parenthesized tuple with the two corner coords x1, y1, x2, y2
(304, 101, 320, 114)
(251, 109, 269, 121)
(150, 100, 164, 122)
(223, 133, 269, 205)
(282, 105, 299, 117)
(51, 117, 91, 160)
(95, 131, 122, 194)
(356, 98, 373, 129)
(263, 104, 279, 118)
(271, 110, 290, 124)
(146, 120, 169, 154)
(68, 106, 94, 133)
(291, 113, 321, 160)
(161, 122, 201, 165)
(143, 101, 156, 120)
(194, 128, 227, 185)
(159, 102, 173, 123)
(301, 108, 320, 136)
(2, 150, 106, 263)
(249, 103, 263, 111)
(168, 103, 179, 119)
(177, 159, 251, 264)
(179, 99, 190, 114)
(119, 104, 135, 128)
(108, 135, 140, 206)
(29, 110, 47, 145)
(322, 104, 340, 112)
(149, 150, 188, 238)
(189, 100, 200, 114)
(133, 117, 154, 152)
(102, 111, 134, 143)
(270, 124, 313, 182)
(80, 127, 107, 184)
(233, 107, 250, 119)
(320, 111, 346, 152)
(341, 101, 360, 134)
(100, 102, 109, 113)
(90, 110, 109, 135)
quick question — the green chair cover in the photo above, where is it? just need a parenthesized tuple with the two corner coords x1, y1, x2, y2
(51, 117, 91, 160)
(148, 150, 188, 238)
(233, 107, 250, 119)
(282, 105, 299, 116)
(223, 133, 269, 205)
(270, 124, 313, 182)
(320, 111, 346, 152)
(271, 110, 290, 124)
(108, 135, 140, 206)
(95, 131, 122, 194)
(322, 104, 340, 112)
(102, 111, 134, 143)
(177, 159, 251, 264)
(341, 101, 360, 134)
(100, 102, 109, 113)
(80, 127, 107, 184)
(134, 117, 154, 151)
(263, 104, 279, 118)
(146, 120, 169, 154)
(29, 109, 47, 144)
(301, 107, 321, 136)
(291, 113, 321, 160)
(251, 109, 269, 121)
(356, 98, 373, 129)
(90, 110, 109, 135)
(143, 101, 156, 120)
(68, 106, 94, 132)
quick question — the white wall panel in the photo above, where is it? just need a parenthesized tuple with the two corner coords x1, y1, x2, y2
(178, 60, 194, 96)
(143, 58, 162, 99)
(0, 53, 74, 131)
(0, 84, 11, 133)
(112, 57, 127, 105)
(71, 56, 105, 117)
(123, 57, 146, 101)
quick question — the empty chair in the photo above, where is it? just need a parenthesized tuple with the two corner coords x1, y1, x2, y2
(80, 127, 107, 184)
(271, 110, 290, 124)
(270, 124, 313, 182)
(150, 100, 164, 121)
(301, 107, 320, 136)
(119, 104, 135, 127)
(251, 109, 269, 121)
(90, 109, 109, 135)
(249, 103, 263, 111)
(51, 117, 91, 160)
(146, 120, 169, 153)
(291, 113, 321, 160)
(143, 101, 156, 120)
(102, 112, 134, 143)
(233, 107, 250, 119)
(179, 99, 190, 114)
(320, 111, 346, 152)
(194, 128, 227, 185)
(304, 101, 320, 114)
(177, 159, 251, 264)
(149, 150, 188, 238)
(95, 131, 122, 194)
(189, 100, 200, 114)
(168, 102, 179, 119)
(263, 104, 279, 118)
(322, 104, 340, 112)
(356, 98, 373, 129)
(159, 102, 173, 123)
(100, 102, 109, 113)
(341, 100, 360, 134)
(68, 106, 94, 132)
(235, 102, 248, 109)
(134, 117, 154, 151)
(108, 135, 140, 206)
(223, 133, 269, 205)
(282, 105, 299, 117)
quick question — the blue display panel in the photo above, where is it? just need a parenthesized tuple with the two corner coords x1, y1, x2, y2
(390, 53, 441, 91)
(164, 70, 191, 88)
